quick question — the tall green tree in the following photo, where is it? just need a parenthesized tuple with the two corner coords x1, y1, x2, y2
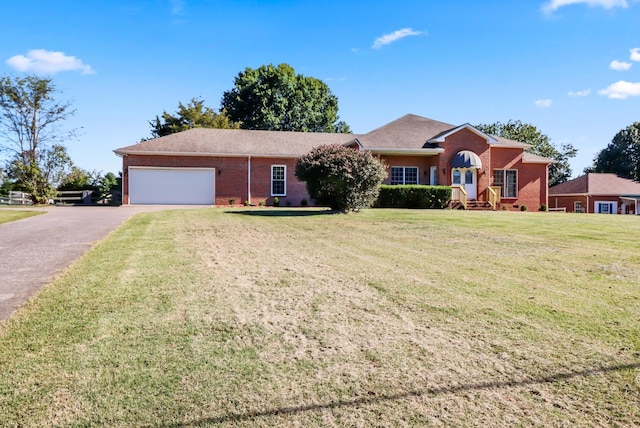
(149, 97, 239, 138)
(476, 120, 577, 186)
(0, 75, 76, 203)
(585, 122, 640, 181)
(221, 63, 351, 133)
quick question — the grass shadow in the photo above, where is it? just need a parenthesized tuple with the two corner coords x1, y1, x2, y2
(226, 208, 340, 217)
(161, 362, 640, 427)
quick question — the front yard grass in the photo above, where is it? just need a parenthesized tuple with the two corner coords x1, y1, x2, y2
(0, 209, 42, 224)
(0, 208, 638, 426)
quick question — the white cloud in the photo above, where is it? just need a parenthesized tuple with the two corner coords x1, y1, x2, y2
(534, 99, 553, 108)
(610, 59, 632, 70)
(372, 28, 423, 50)
(598, 80, 640, 98)
(6, 49, 94, 75)
(568, 89, 591, 96)
(542, 0, 628, 13)
(630, 48, 640, 61)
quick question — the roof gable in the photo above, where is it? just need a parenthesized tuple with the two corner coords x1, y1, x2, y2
(428, 123, 497, 144)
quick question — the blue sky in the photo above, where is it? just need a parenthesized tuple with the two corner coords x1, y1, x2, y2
(1, 0, 639, 176)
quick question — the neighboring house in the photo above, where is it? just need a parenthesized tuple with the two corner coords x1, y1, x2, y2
(114, 113, 554, 209)
(549, 173, 640, 214)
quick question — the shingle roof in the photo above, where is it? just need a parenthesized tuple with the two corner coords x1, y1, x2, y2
(114, 128, 357, 158)
(354, 114, 530, 150)
(549, 173, 640, 196)
(113, 114, 547, 159)
(355, 114, 457, 149)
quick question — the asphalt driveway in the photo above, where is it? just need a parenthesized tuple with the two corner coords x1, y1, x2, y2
(0, 205, 195, 322)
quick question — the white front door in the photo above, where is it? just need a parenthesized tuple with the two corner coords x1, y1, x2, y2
(452, 168, 477, 200)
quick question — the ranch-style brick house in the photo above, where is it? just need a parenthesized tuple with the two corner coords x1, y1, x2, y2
(549, 173, 640, 214)
(114, 114, 554, 209)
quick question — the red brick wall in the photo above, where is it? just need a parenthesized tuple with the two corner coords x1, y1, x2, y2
(122, 155, 312, 206)
(490, 148, 548, 211)
(550, 195, 588, 213)
(439, 129, 491, 198)
(249, 157, 311, 206)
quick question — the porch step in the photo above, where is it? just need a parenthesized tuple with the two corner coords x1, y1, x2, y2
(466, 200, 494, 210)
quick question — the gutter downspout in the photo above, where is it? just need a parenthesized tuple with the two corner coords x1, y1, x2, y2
(247, 156, 252, 205)
(545, 163, 550, 210)
(586, 194, 589, 213)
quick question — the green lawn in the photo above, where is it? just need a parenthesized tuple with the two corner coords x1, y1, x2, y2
(0, 208, 638, 426)
(0, 209, 43, 224)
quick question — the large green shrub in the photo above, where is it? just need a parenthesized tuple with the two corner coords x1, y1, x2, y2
(295, 145, 387, 212)
(376, 185, 452, 209)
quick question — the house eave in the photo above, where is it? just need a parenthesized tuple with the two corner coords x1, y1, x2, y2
(369, 148, 445, 156)
(113, 150, 300, 159)
(550, 192, 633, 197)
(522, 158, 556, 164)
(490, 142, 531, 149)
(343, 138, 363, 149)
(549, 192, 589, 197)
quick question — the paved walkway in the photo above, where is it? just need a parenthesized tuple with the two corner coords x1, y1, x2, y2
(0, 205, 192, 322)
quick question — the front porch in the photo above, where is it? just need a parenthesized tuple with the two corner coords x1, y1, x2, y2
(450, 185, 502, 210)
(621, 196, 640, 215)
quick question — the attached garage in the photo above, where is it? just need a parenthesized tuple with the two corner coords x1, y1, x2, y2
(128, 167, 215, 205)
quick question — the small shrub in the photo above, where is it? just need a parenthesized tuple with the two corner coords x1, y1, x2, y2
(244, 200, 250, 206)
(258, 200, 266, 207)
(273, 197, 280, 207)
(520, 205, 527, 211)
(300, 199, 308, 206)
(539, 204, 547, 212)
(229, 198, 236, 206)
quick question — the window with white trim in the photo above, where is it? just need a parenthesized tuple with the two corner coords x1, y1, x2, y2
(271, 165, 286, 196)
(390, 166, 418, 185)
(596, 201, 616, 214)
(574, 201, 583, 213)
(493, 169, 517, 198)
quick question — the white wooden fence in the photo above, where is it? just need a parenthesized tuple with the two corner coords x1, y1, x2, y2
(0, 190, 97, 205)
(0, 191, 33, 205)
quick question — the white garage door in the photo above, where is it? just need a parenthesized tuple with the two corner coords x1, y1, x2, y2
(129, 167, 215, 205)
